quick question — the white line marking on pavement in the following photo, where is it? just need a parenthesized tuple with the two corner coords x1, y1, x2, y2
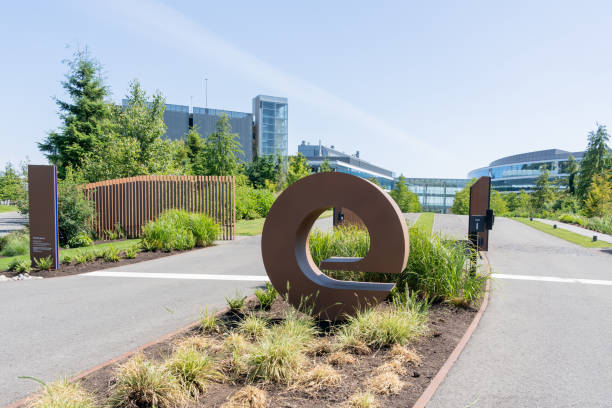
(492, 273, 612, 286)
(82, 271, 270, 281)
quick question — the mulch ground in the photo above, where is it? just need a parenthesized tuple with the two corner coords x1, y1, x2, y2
(76, 298, 477, 408)
(2, 249, 190, 279)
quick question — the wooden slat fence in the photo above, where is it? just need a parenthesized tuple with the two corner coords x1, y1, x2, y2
(82, 175, 235, 240)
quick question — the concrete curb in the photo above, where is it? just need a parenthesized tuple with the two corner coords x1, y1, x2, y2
(4, 296, 258, 408)
(412, 253, 492, 408)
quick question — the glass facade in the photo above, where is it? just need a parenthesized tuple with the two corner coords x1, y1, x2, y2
(403, 178, 469, 213)
(468, 149, 585, 193)
(253, 95, 288, 157)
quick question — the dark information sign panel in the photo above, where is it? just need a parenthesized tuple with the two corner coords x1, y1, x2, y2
(28, 165, 59, 269)
(469, 176, 491, 251)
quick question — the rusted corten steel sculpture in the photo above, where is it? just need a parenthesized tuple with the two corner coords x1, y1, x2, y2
(333, 207, 365, 228)
(469, 176, 491, 251)
(261, 172, 409, 321)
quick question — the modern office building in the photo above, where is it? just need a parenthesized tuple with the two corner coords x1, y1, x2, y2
(298, 141, 395, 190)
(403, 178, 469, 213)
(123, 94, 288, 162)
(468, 149, 585, 193)
(253, 95, 289, 158)
(192, 108, 254, 162)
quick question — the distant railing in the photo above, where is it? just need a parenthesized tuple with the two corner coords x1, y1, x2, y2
(82, 175, 235, 240)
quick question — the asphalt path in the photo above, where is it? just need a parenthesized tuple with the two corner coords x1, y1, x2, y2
(428, 215, 612, 407)
(0, 236, 268, 406)
(536, 217, 612, 243)
(0, 212, 27, 236)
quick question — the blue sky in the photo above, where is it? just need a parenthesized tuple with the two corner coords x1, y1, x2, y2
(2, 0, 612, 178)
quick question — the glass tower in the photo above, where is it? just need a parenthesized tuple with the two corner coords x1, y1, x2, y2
(253, 95, 288, 157)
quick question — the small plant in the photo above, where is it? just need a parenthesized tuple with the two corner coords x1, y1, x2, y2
(347, 390, 378, 408)
(225, 292, 247, 314)
(238, 315, 269, 339)
(73, 253, 88, 265)
(103, 246, 120, 262)
(200, 308, 221, 333)
(165, 345, 223, 397)
(254, 282, 278, 310)
(293, 364, 341, 391)
(114, 223, 126, 239)
(105, 229, 119, 241)
(61, 255, 72, 265)
(9, 259, 31, 273)
(373, 359, 407, 376)
(225, 386, 268, 408)
(84, 251, 96, 262)
(123, 246, 138, 259)
(67, 232, 93, 248)
(365, 372, 404, 395)
(107, 354, 184, 408)
(25, 378, 97, 408)
(34, 256, 54, 271)
(390, 344, 422, 366)
(327, 351, 356, 366)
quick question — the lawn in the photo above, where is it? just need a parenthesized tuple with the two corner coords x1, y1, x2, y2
(0, 239, 140, 271)
(236, 209, 333, 236)
(0, 205, 18, 213)
(411, 212, 434, 235)
(514, 218, 612, 249)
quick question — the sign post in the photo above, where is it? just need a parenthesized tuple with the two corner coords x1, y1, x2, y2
(468, 176, 492, 251)
(28, 165, 59, 270)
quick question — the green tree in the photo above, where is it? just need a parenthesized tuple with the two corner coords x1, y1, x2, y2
(319, 158, 332, 172)
(450, 179, 476, 215)
(389, 175, 421, 212)
(0, 164, 25, 203)
(38, 49, 114, 178)
(583, 172, 612, 217)
(185, 126, 204, 163)
(286, 153, 311, 186)
(531, 170, 556, 212)
(502, 192, 519, 212)
(490, 190, 507, 216)
(577, 124, 611, 200)
(367, 177, 381, 187)
(195, 114, 243, 176)
(245, 155, 279, 189)
(565, 154, 579, 195)
(117, 79, 167, 163)
(57, 168, 95, 246)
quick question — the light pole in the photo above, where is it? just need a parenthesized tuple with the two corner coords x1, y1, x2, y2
(204, 77, 208, 109)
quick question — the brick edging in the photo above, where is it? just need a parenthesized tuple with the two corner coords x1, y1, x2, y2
(411, 252, 492, 408)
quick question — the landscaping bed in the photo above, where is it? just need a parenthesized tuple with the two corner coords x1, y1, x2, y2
(69, 297, 477, 408)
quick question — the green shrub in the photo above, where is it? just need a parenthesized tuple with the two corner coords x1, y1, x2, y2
(226, 292, 247, 313)
(34, 256, 54, 271)
(9, 259, 31, 273)
(0, 232, 29, 256)
(61, 255, 73, 265)
(254, 282, 278, 310)
(123, 246, 138, 259)
(73, 253, 88, 265)
(67, 233, 93, 248)
(103, 246, 120, 262)
(140, 210, 218, 252)
(57, 178, 94, 247)
(236, 185, 275, 220)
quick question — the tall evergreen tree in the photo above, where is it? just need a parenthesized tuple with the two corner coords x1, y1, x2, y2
(245, 155, 279, 188)
(195, 114, 243, 176)
(390, 175, 421, 212)
(583, 172, 612, 217)
(531, 170, 555, 211)
(38, 49, 113, 178)
(319, 158, 332, 172)
(286, 153, 311, 186)
(185, 126, 204, 163)
(565, 154, 579, 195)
(577, 124, 611, 200)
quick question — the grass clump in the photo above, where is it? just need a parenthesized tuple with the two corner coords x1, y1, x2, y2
(165, 345, 223, 397)
(123, 246, 138, 259)
(200, 308, 221, 333)
(294, 364, 341, 391)
(306, 337, 332, 356)
(373, 359, 407, 376)
(337, 302, 428, 352)
(27, 378, 96, 408)
(390, 344, 422, 366)
(327, 351, 356, 366)
(107, 354, 184, 408)
(366, 372, 405, 395)
(346, 390, 378, 408)
(226, 292, 247, 314)
(223, 385, 267, 408)
(34, 256, 54, 271)
(0, 231, 29, 256)
(9, 258, 31, 273)
(140, 209, 219, 252)
(238, 315, 269, 339)
(102, 246, 120, 262)
(254, 282, 277, 310)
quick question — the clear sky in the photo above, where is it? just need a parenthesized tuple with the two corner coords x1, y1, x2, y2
(2, 0, 612, 178)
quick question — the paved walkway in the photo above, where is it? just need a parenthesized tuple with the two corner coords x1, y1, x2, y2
(433, 213, 466, 240)
(404, 212, 421, 226)
(428, 215, 612, 407)
(536, 217, 612, 243)
(0, 236, 267, 406)
(0, 212, 27, 236)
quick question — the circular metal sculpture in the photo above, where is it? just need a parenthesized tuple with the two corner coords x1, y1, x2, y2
(261, 172, 409, 320)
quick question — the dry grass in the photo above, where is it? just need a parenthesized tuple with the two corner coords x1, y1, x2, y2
(339, 339, 371, 355)
(365, 372, 405, 395)
(176, 335, 216, 352)
(107, 354, 185, 408)
(305, 337, 333, 356)
(373, 359, 407, 376)
(293, 364, 341, 392)
(345, 390, 378, 408)
(222, 385, 268, 408)
(27, 379, 96, 408)
(327, 351, 357, 366)
(390, 344, 422, 366)
(238, 315, 269, 340)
